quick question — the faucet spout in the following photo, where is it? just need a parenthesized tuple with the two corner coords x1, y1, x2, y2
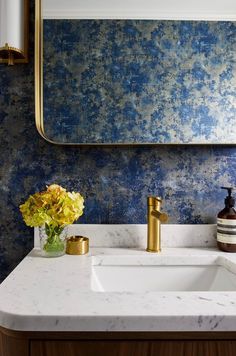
(146, 196, 168, 253)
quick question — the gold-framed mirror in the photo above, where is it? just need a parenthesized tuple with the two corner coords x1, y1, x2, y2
(35, 0, 236, 145)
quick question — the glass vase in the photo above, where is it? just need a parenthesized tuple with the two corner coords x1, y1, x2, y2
(39, 225, 68, 257)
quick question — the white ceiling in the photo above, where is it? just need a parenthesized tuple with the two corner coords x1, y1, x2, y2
(43, 0, 236, 20)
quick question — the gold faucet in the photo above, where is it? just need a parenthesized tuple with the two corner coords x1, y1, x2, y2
(147, 196, 168, 253)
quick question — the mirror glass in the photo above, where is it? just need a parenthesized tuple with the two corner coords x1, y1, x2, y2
(41, 0, 236, 144)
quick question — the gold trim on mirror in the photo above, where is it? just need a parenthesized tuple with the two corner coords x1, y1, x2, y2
(36, 0, 78, 145)
(34, 0, 235, 146)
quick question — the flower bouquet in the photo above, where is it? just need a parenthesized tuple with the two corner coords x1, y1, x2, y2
(20, 184, 84, 257)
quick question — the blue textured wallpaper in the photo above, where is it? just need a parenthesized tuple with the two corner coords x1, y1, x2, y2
(1, 3, 236, 282)
(43, 20, 236, 144)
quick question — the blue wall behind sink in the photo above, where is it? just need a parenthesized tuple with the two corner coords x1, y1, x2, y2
(0, 1, 236, 281)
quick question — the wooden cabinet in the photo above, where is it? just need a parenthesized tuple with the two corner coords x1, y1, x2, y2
(149, 340, 236, 356)
(2, 328, 236, 356)
(30, 340, 236, 356)
(30, 340, 149, 356)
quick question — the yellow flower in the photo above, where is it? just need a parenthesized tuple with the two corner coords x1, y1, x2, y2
(19, 184, 84, 228)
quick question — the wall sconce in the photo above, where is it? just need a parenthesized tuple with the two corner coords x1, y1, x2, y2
(0, 0, 29, 65)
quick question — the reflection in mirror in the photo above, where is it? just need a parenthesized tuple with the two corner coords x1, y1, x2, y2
(41, 6, 236, 144)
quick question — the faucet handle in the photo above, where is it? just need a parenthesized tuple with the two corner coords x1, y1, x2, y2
(148, 196, 168, 223)
(159, 212, 168, 223)
(147, 196, 162, 205)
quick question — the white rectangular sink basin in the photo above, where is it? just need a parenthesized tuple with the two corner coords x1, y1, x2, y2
(91, 255, 236, 292)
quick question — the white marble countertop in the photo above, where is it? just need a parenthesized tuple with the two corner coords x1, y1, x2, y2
(1, 244, 236, 332)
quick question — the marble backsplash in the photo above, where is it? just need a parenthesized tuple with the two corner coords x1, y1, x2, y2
(0, 1, 236, 282)
(34, 224, 217, 248)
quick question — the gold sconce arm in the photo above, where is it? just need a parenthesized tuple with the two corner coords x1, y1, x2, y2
(0, 43, 25, 65)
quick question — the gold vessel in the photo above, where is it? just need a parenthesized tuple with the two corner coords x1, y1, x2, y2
(66, 236, 89, 255)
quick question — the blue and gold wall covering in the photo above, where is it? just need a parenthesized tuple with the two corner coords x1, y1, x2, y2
(43, 20, 236, 143)
(0, 2, 236, 282)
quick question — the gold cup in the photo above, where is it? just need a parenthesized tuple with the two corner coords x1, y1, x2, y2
(66, 236, 89, 255)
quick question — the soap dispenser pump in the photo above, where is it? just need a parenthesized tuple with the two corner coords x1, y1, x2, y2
(217, 187, 236, 252)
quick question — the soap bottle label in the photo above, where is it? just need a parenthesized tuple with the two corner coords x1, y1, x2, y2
(217, 218, 236, 244)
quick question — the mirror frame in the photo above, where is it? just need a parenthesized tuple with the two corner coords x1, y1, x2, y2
(34, 0, 235, 146)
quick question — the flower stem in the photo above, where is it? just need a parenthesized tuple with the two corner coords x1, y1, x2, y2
(44, 224, 65, 252)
